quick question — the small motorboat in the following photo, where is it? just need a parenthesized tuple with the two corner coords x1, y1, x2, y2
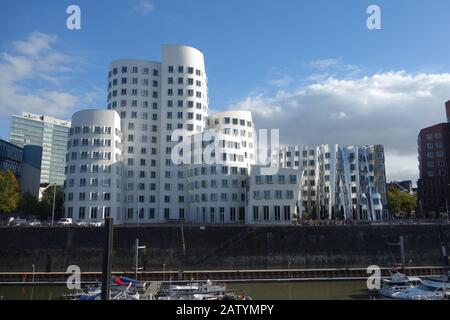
(390, 274, 450, 300)
(379, 272, 422, 299)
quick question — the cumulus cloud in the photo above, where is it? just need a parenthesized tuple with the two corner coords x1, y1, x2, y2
(229, 71, 450, 183)
(0, 31, 99, 120)
(134, 0, 155, 14)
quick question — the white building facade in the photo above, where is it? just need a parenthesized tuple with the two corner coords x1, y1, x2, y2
(274, 144, 388, 221)
(64, 109, 123, 221)
(63, 45, 389, 224)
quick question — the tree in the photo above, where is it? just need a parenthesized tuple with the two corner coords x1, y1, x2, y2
(387, 189, 417, 218)
(18, 192, 41, 218)
(39, 185, 64, 221)
(0, 171, 21, 214)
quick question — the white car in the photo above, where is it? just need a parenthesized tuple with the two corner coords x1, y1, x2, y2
(76, 220, 90, 227)
(89, 221, 104, 227)
(26, 220, 42, 227)
(56, 218, 73, 226)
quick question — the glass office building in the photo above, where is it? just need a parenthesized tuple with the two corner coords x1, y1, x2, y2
(0, 139, 23, 176)
(9, 113, 71, 186)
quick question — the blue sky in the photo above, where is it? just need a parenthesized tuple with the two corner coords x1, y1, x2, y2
(1, 0, 450, 182)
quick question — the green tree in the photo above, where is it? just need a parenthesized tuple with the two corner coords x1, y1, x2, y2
(0, 171, 21, 214)
(387, 189, 417, 218)
(18, 192, 41, 218)
(39, 185, 64, 221)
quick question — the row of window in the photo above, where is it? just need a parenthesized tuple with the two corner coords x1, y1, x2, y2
(66, 162, 122, 174)
(189, 179, 245, 189)
(280, 150, 382, 161)
(167, 77, 202, 87)
(66, 206, 112, 220)
(424, 132, 442, 140)
(167, 66, 202, 77)
(423, 151, 445, 159)
(425, 142, 444, 150)
(206, 117, 252, 128)
(68, 138, 113, 149)
(189, 193, 246, 203)
(166, 88, 203, 98)
(252, 205, 291, 221)
(166, 111, 203, 121)
(189, 166, 247, 177)
(66, 177, 115, 188)
(426, 160, 446, 167)
(66, 192, 113, 202)
(110, 66, 158, 77)
(69, 126, 116, 136)
(110, 89, 158, 98)
(427, 169, 446, 177)
(255, 175, 298, 184)
(253, 190, 295, 200)
(108, 77, 158, 88)
(109, 100, 158, 109)
(191, 207, 246, 223)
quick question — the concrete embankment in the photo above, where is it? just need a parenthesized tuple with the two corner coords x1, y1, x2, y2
(0, 224, 449, 273)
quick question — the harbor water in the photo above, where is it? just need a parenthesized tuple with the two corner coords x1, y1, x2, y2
(0, 280, 376, 300)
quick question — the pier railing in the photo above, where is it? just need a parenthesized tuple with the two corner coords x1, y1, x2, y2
(0, 266, 448, 284)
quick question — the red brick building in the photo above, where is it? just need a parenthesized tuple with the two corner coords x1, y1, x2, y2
(417, 101, 450, 216)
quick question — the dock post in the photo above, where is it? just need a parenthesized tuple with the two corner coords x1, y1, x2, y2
(101, 217, 114, 300)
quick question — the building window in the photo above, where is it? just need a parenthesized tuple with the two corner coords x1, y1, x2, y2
(263, 206, 270, 221)
(253, 206, 259, 221)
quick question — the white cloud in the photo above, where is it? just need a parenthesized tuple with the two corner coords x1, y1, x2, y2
(229, 71, 450, 183)
(269, 76, 294, 87)
(0, 31, 100, 121)
(134, 0, 155, 14)
(310, 58, 340, 69)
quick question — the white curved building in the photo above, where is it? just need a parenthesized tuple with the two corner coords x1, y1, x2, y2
(64, 109, 123, 222)
(186, 111, 256, 223)
(107, 59, 162, 223)
(63, 44, 388, 225)
(158, 45, 209, 222)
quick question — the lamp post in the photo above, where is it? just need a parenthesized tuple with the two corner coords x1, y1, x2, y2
(163, 263, 166, 282)
(134, 238, 146, 280)
(51, 184, 56, 226)
(32, 264, 35, 283)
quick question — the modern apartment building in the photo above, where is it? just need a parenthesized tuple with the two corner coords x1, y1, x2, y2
(417, 101, 450, 215)
(10, 113, 71, 186)
(273, 144, 388, 221)
(63, 44, 388, 224)
(0, 139, 23, 176)
(65, 109, 122, 221)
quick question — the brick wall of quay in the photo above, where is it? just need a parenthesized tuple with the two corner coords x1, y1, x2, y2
(0, 224, 449, 272)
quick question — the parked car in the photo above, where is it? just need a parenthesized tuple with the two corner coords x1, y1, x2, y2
(88, 221, 104, 227)
(11, 218, 27, 227)
(75, 220, 89, 227)
(56, 218, 73, 226)
(25, 220, 42, 227)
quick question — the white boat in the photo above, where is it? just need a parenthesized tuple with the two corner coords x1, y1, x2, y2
(155, 280, 245, 300)
(379, 272, 423, 299)
(390, 275, 450, 300)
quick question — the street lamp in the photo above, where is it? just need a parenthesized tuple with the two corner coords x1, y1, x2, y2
(163, 263, 166, 282)
(51, 183, 56, 226)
